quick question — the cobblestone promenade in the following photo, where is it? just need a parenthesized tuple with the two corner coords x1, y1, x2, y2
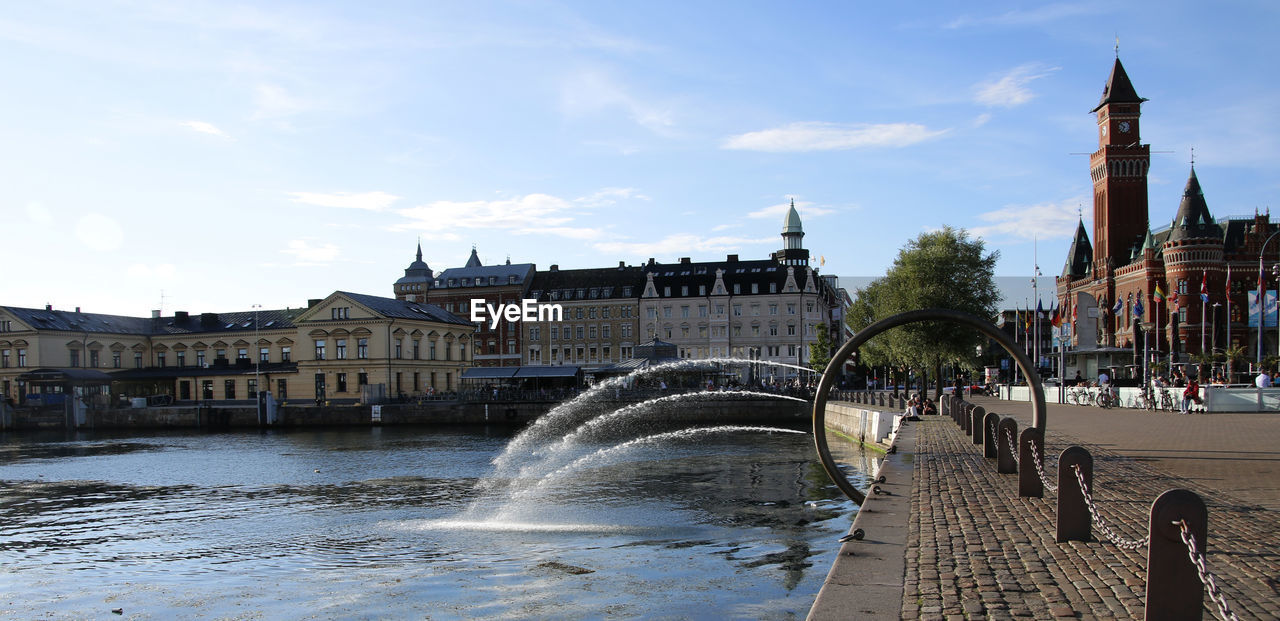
(900, 407, 1279, 620)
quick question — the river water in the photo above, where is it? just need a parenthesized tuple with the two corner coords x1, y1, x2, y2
(0, 425, 873, 619)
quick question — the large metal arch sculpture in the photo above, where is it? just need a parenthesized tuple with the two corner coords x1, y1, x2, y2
(812, 308, 1047, 504)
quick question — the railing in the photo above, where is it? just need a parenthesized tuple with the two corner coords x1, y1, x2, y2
(943, 394, 1241, 620)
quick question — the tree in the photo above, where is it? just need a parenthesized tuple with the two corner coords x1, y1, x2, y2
(846, 226, 1000, 400)
(808, 323, 834, 373)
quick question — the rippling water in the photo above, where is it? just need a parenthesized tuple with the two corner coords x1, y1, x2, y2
(0, 425, 873, 619)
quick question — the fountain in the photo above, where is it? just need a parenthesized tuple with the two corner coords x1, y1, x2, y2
(461, 359, 825, 528)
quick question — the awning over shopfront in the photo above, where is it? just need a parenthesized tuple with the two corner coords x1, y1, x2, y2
(514, 366, 580, 378)
(460, 367, 519, 380)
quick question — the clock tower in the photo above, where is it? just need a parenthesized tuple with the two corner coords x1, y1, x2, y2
(1089, 57, 1151, 269)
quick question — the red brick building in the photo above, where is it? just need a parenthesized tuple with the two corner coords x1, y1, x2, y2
(1057, 57, 1279, 376)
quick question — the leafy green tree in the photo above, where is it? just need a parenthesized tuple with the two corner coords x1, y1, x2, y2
(808, 323, 834, 372)
(846, 226, 1000, 399)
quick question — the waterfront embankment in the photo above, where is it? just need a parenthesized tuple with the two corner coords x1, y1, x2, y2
(810, 397, 1280, 620)
(1, 397, 808, 431)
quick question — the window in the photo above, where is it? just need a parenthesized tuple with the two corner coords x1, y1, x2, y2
(69, 349, 80, 367)
(336, 373, 348, 393)
(156, 352, 165, 367)
(134, 353, 143, 368)
(260, 347, 270, 362)
(752, 304, 760, 316)
(413, 372, 419, 391)
(751, 283, 759, 294)
(733, 284, 741, 294)
(575, 308, 584, 319)
(603, 345, 611, 360)
(335, 339, 347, 360)
(589, 346, 597, 359)
(602, 308, 611, 319)
(530, 348, 541, 363)
(530, 326, 541, 340)
(507, 339, 516, 354)
(787, 324, 796, 336)
(277, 379, 287, 399)
(733, 304, 742, 316)
(177, 351, 186, 367)
(331, 307, 350, 320)
(247, 379, 257, 397)
(788, 344, 797, 356)
(413, 340, 420, 360)
(769, 304, 778, 315)
(663, 306, 672, 318)
(315, 340, 326, 360)
(357, 338, 368, 359)
(602, 325, 611, 338)
(787, 304, 796, 315)
(201, 380, 213, 400)
(0, 349, 8, 368)
(17, 348, 26, 367)
(358, 372, 367, 386)
(588, 308, 597, 319)
(0, 320, 9, 332)
(576, 326, 584, 339)
(621, 324, 631, 338)
(224, 380, 236, 399)
(395, 339, 403, 359)
(647, 308, 657, 319)
(699, 285, 706, 295)
(237, 348, 248, 361)
(429, 342, 437, 360)
(589, 326, 597, 339)
(622, 346, 633, 359)
(281, 346, 291, 362)
(681, 286, 689, 296)
(806, 302, 815, 313)
(769, 325, 778, 336)
(663, 286, 671, 297)
(769, 283, 777, 293)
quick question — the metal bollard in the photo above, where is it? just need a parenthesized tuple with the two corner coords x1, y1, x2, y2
(1144, 489, 1208, 621)
(1018, 427, 1043, 497)
(982, 411, 999, 459)
(1056, 446, 1092, 542)
(970, 406, 985, 445)
(996, 417, 1018, 473)
(878, 393, 885, 407)
(961, 403, 972, 432)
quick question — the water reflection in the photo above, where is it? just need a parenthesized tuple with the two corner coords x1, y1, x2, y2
(0, 426, 874, 619)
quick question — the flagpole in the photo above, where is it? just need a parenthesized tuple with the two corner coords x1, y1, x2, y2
(1201, 271, 1207, 356)
(1259, 256, 1265, 367)
(1226, 265, 1232, 358)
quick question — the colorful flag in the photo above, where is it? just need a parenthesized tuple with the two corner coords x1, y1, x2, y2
(1112, 296, 1123, 315)
(1050, 302, 1062, 328)
(1225, 265, 1231, 297)
(1171, 291, 1179, 310)
(1036, 298, 1044, 318)
(1153, 283, 1166, 303)
(1133, 296, 1144, 318)
(1200, 271, 1209, 303)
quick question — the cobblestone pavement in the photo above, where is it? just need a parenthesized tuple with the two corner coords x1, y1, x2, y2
(900, 416, 1279, 620)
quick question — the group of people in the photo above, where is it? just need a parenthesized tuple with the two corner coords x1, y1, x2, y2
(903, 393, 936, 419)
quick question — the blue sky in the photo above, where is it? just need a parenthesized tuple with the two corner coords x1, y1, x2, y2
(5, 1, 1277, 316)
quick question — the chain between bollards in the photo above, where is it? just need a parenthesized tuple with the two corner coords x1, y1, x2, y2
(1173, 519, 1240, 621)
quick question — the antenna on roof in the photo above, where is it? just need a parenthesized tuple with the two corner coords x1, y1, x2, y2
(159, 289, 167, 315)
(1114, 34, 1119, 58)
(1190, 146, 1195, 168)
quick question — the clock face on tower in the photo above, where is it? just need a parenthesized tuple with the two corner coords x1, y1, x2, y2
(1119, 121, 1131, 133)
(1101, 124, 1107, 137)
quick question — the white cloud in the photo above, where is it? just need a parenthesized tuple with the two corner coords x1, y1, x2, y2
(593, 234, 775, 257)
(560, 69, 675, 134)
(253, 83, 307, 120)
(394, 192, 607, 240)
(575, 187, 649, 208)
(26, 202, 54, 226)
(179, 120, 231, 138)
(747, 200, 836, 220)
(711, 223, 742, 232)
(945, 3, 1107, 29)
(288, 191, 401, 211)
(970, 198, 1086, 241)
(974, 64, 1058, 108)
(75, 214, 124, 251)
(972, 113, 992, 128)
(281, 239, 340, 264)
(723, 122, 949, 152)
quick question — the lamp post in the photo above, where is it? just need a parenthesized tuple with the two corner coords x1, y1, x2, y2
(252, 303, 262, 425)
(1212, 301, 1221, 358)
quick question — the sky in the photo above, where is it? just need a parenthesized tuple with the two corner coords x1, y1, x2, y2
(5, 1, 1278, 317)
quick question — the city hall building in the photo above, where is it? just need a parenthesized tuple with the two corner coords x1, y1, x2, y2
(1056, 56, 1279, 376)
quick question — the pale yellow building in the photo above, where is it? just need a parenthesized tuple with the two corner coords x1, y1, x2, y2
(0, 291, 474, 405)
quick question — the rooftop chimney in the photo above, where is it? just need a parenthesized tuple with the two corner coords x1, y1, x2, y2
(679, 257, 691, 264)
(308, 298, 322, 308)
(174, 311, 189, 321)
(727, 254, 739, 262)
(76, 307, 81, 313)
(618, 261, 626, 269)
(550, 264, 559, 271)
(151, 310, 161, 319)
(46, 304, 52, 311)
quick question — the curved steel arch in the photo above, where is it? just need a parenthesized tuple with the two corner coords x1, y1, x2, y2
(812, 308, 1047, 504)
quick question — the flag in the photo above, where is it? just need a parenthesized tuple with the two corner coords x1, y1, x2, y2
(1153, 283, 1166, 304)
(1050, 302, 1062, 328)
(1112, 296, 1123, 315)
(1036, 299, 1044, 318)
(1133, 296, 1144, 318)
(1226, 265, 1231, 297)
(1023, 307, 1031, 333)
(1071, 299, 1078, 322)
(1200, 271, 1209, 303)
(1171, 291, 1179, 311)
